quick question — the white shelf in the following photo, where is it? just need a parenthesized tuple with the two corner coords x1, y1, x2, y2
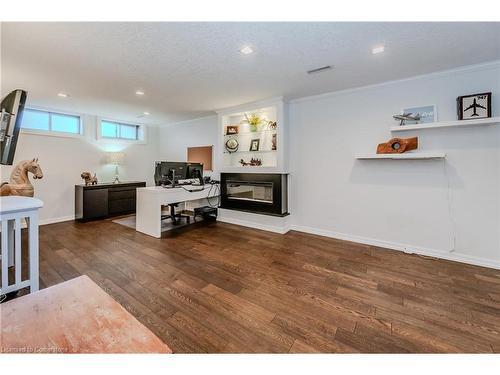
(224, 129, 277, 137)
(223, 150, 277, 155)
(356, 152, 446, 160)
(390, 117, 500, 132)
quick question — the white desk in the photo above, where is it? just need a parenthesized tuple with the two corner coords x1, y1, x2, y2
(136, 185, 219, 238)
(0, 196, 43, 295)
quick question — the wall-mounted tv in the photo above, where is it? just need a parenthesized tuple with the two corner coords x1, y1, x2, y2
(0, 89, 27, 165)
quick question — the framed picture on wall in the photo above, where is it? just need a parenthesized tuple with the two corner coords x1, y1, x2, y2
(187, 145, 213, 170)
(249, 139, 260, 152)
(457, 92, 491, 120)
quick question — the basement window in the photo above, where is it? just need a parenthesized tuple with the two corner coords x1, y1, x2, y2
(100, 120, 140, 141)
(21, 108, 82, 135)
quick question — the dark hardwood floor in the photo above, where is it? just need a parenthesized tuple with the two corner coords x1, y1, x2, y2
(20, 218, 500, 352)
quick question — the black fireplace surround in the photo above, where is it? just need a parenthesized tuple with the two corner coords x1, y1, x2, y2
(220, 173, 288, 217)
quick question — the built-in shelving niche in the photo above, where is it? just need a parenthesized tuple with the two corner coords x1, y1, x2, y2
(356, 152, 446, 160)
(217, 97, 287, 173)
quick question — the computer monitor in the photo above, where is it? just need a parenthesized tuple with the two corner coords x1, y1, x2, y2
(186, 162, 203, 184)
(154, 161, 187, 186)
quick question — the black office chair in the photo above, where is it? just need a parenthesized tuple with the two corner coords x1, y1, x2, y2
(161, 203, 191, 225)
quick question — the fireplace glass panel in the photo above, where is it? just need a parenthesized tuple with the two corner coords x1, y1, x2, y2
(226, 181, 273, 204)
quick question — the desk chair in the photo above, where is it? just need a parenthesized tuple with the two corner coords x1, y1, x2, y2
(161, 203, 191, 225)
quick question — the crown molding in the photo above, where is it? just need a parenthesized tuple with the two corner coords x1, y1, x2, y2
(289, 60, 500, 104)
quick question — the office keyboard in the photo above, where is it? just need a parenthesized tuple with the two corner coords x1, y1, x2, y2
(178, 178, 201, 185)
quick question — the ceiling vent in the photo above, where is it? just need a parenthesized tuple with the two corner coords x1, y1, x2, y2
(307, 65, 333, 74)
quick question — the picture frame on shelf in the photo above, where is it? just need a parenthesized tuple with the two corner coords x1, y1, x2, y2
(457, 92, 491, 120)
(249, 139, 260, 152)
(400, 105, 437, 125)
(226, 125, 239, 135)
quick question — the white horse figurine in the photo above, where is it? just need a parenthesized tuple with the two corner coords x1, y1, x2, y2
(0, 158, 44, 197)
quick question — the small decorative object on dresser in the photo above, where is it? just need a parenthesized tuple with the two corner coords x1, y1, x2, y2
(249, 139, 260, 152)
(226, 125, 239, 135)
(457, 92, 492, 120)
(239, 158, 262, 166)
(0, 158, 43, 197)
(272, 133, 277, 150)
(81, 171, 98, 186)
(225, 138, 239, 153)
(105, 152, 125, 184)
(377, 137, 418, 154)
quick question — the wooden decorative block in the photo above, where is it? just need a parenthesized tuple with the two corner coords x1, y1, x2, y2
(376, 137, 418, 154)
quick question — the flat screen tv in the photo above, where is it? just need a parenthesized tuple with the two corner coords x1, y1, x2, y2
(0, 89, 27, 165)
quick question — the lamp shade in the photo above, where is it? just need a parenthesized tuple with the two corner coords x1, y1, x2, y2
(105, 152, 125, 165)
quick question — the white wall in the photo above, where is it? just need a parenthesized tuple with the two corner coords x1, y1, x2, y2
(0, 114, 159, 224)
(158, 115, 218, 175)
(289, 62, 500, 268)
(155, 62, 500, 268)
(3, 61, 499, 269)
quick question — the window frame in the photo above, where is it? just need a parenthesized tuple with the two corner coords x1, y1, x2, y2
(97, 118, 146, 144)
(20, 107, 83, 138)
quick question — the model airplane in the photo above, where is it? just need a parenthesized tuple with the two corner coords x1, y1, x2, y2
(393, 113, 421, 126)
(463, 98, 486, 117)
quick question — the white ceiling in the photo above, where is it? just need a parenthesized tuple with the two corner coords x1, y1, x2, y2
(1, 22, 499, 125)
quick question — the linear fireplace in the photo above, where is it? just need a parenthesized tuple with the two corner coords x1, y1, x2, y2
(220, 173, 288, 216)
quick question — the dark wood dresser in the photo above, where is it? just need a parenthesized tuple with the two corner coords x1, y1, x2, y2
(75, 181, 146, 221)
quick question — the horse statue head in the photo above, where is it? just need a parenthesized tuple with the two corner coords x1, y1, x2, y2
(0, 158, 44, 197)
(26, 158, 44, 180)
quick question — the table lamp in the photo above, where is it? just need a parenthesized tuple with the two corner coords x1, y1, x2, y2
(105, 152, 125, 183)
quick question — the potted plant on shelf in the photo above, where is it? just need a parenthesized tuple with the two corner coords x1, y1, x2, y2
(244, 113, 264, 132)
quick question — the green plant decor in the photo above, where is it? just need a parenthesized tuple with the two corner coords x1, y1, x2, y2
(244, 113, 264, 132)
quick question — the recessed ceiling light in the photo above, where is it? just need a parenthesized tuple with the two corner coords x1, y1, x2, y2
(240, 46, 254, 55)
(372, 45, 385, 54)
(143, 111, 150, 116)
(135, 90, 145, 96)
(57, 92, 68, 98)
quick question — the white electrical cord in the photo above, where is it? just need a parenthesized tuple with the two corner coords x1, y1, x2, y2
(207, 183, 220, 207)
(443, 158, 457, 253)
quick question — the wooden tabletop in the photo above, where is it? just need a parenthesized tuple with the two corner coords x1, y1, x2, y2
(0, 275, 172, 353)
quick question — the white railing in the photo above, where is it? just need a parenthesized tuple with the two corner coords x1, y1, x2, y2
(0, 196, 43, 295)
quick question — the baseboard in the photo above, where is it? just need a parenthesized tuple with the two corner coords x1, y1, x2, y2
(290, 224, 500, 270)
(217, 209, 290, 234)
(39, 215, 74, 226)
(218, 216, 290, 234)
(13, 215, 74, 229)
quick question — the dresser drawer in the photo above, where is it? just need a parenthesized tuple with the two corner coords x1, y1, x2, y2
(82, 189, 109, 219)
(108, 188, 136, 201)
(109, 198, 136, 215)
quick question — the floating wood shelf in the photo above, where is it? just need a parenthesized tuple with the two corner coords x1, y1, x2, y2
(356, 152, 446, 160)
(390, 117, 500, 132)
